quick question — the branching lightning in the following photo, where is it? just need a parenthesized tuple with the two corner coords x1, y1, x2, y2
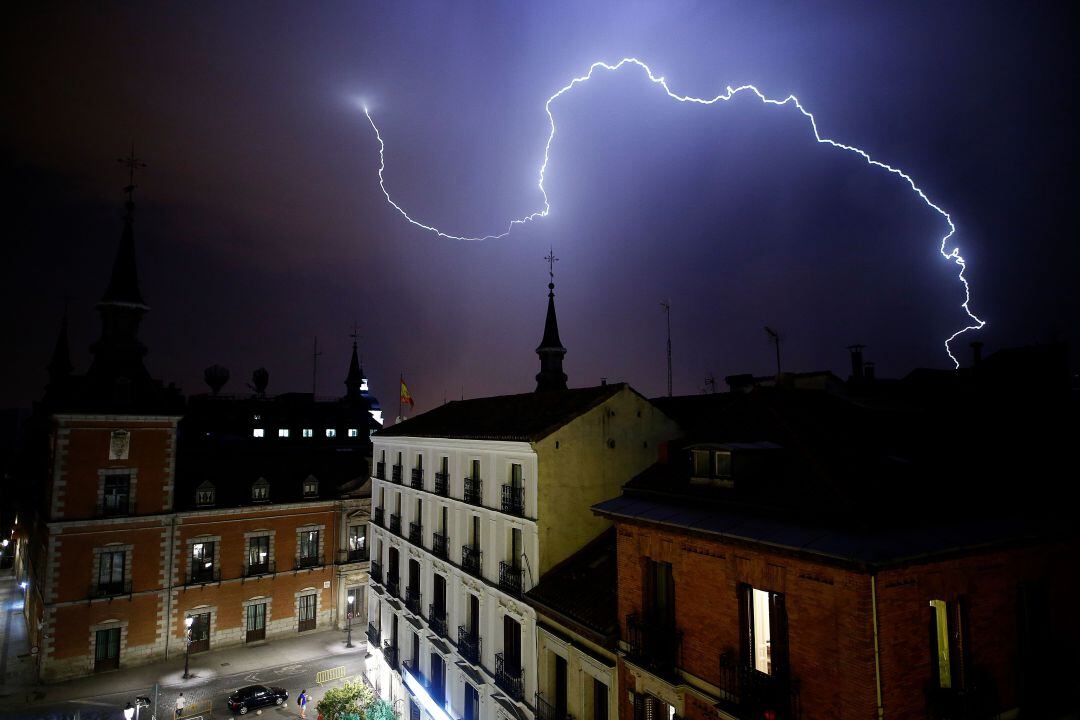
(363, 57, 985, 366)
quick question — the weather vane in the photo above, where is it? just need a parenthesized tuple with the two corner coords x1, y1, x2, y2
(117, 142, 146, 203)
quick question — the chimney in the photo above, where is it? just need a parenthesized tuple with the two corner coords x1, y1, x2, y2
(970, 341, 984, 367)
(847, 345, 865, 381)
(600, 377, 607, 386)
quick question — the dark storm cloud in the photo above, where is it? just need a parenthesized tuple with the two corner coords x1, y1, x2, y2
(2, 1, 1076, 412)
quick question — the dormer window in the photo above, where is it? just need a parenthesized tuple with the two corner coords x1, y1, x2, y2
(278, 428, 289, 438)
(252, 478, 270, 502)
(302, 428, 313, 438)
(302, 476, 319, 497)
(253, 428, 265, 438)
(690, 447, 734, 488)
(196, 481, 216, 507)
(325, 428, 337, 438)
(347, 428, 359, 438)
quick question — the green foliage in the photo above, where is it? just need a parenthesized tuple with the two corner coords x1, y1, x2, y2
(365, 699, 397, 720)
(317, 680, 376, 720)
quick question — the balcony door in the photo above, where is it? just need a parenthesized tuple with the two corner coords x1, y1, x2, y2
(469, 594, 480, 638)
(246, 603, 267, 642)
(189, 612, 211, 653)
(503, 615, 521, 675)
(433, 573, 447, 616)
(298, 594, 317, 632)
(94, 627, 120, 672)
(644, 559, 675, 628)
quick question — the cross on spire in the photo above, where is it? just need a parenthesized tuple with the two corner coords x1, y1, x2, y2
(350, 322, 361, 343)
(117, 143, 146, 204)
(544, 247, 558, 289)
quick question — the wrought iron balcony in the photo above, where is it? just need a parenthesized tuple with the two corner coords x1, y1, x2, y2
(187, 566, 220, 586)
(434, 472, 449, 497)
(501, 484, 525, 516)
(432, 531, 449, 559)
(464, 476, 482, 505)
(535, 693, 573, 720)
(405, 586, 422, 615)
(391, 464, 403, 484)
(495, 652, 524, 702)
(717, 651, 801, 720)
(295, 554, 322, 570)
(339, 547, 369, 564)
(373, 507, 385, 527)
(499, 561, 523, 596)
(386, 576, 400, 599)
(626, 614, 682, 675)
(382, 641, 399, 671)
(375, 461, 386, 480)
(370, 560, 383, 585)
(409, 521, 423, 546)
(367, 622, 380, 646)
(428, 604, 447, 637)
(89, 579, 133, 598)
(458, 625, 482, 665)
(243, 559, 276, 578)
(461, 544, 483, 578)
(389, 513, 402, 535)
(410, 468, 425, 489)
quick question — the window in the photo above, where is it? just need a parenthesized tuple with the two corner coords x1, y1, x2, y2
(253, 428, 265, 438)
(298, 594, 317, 632)
(751, 588, 772, 674)
(302, 428, 313, 438)
(325, 428, 337, 438)
(252, 478, 270, 502)
(98, 549, 125, 593)
(299, 530, 320, 564)
(714, 450, 733, 478)
(94, 627, 121, 672)
(248, 536, 270, 573)
(302, 476, 319, 497)
(348, 428, 359, 437)
(278, 428, 289, 438)
(632, 694, 671, 720)
(740, 585, 788, 678)
(191, 541, 216, 582)
(464, 683, 480, 720)
(102, 474, 131, 515)
(644, 559, 675, 627)
(348, 525, 366, 560)
(593, 678, 608, 720)
(692, 450, 710, 477)
(195, 481, 215, 507)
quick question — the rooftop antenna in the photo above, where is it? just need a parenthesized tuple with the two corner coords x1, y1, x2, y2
(660, 300, 672, 396)
(311, 336, 322, 395)
(764, 326, 782, 375)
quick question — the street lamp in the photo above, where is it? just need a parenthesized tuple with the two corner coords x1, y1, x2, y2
(182, 616, 193, 680)
(124, 703, 135, 720)
(346, 594, 354, 648)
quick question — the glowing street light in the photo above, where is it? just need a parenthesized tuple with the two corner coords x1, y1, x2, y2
(346, 594, 355, 648)
(123, 703, 135, 720)
(183, 616, 194, 680)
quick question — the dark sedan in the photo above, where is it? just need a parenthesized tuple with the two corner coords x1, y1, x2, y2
(227, 685, 289, 714)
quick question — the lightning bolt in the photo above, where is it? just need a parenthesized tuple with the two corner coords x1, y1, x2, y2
(363, 57, 985, 366)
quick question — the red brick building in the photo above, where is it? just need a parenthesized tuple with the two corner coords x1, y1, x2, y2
(594, 378, 1079, 720)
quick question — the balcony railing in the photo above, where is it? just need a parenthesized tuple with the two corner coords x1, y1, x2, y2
(89, 579, 133, 598)
(375, 461, 386, 480)
(367, 622, 380, 646)
(501, 484, 525, 516)
(243, 559, 276, 578)
(432, 532, 449, 559)
(339, 547, 369, 564)
(495, 652, 524, 702)
(464, 477, 482, 505)
(535, 693, 573, 720)
(458, 626, 482, 665)
(370, 560, 383, 585)
(187, 566, 220, 586)
(405, 586, 422, 615)
(386, 576, 400, 599)
(434, 472, 449, 497)
(410, 468, 425, 489)
(391, 464, 403, 484)
(389, 513, 402, 535)
(373, 507, 385, 527)
(717, 651, 801, 720)
(626, 614, 682, 675)
(382, 641, 399, 671)
(408, 521, 423, 546)
(295, 554, 322, 570)
(499, 561, 523, 596)
(461, 544, 482, 578)
(428, 604, 447, 637)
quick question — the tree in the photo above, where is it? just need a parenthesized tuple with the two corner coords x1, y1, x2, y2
(365, 699, 397, 720)
(317, 681, 375, 720)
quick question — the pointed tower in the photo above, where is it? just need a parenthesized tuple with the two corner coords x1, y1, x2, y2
(344, 338, 365, 399)
(535, 249, 568, 393)
(87, 151, 151, 393)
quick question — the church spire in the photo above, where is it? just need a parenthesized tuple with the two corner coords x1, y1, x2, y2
(101, 146, 148, 307)
(535, 248, 567, 392)
(344, 324, 365, 398)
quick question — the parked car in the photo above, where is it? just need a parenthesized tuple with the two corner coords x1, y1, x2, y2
(227, 685, 289, 714)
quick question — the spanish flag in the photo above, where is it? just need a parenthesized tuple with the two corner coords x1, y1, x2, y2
(400, 376, 414, 408)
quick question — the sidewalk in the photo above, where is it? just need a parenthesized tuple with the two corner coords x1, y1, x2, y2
(0, 568, 365, 708)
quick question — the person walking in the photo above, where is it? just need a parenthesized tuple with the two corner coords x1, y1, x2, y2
(297, 689, 309, 719)
(175, 692, 185, 719)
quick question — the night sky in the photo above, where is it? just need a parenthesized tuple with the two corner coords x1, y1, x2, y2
(3, 2, 1077, 414)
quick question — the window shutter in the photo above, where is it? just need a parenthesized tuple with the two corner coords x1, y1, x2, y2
(738, 584, 752, 668)
(928, 604, 941, 684)
(632, 693, 645, 720)
(769, 592, 790, 679)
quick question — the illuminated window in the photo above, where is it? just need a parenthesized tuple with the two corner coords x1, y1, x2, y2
(348, 428, 359, 438)
(302, 428, 313, 438)
(741, 585, 787, 677)
(752, 588, 772, 674)
(253, 428, 265, 438)
(325, 428, 337, 438)
(278, 428, 289, 438)
(252, 478, 270, 502)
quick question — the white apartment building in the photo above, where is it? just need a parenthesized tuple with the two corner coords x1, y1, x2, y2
(363, 383, 679, 720)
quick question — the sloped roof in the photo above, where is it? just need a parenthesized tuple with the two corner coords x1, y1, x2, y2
(376, 384, 626, 442)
